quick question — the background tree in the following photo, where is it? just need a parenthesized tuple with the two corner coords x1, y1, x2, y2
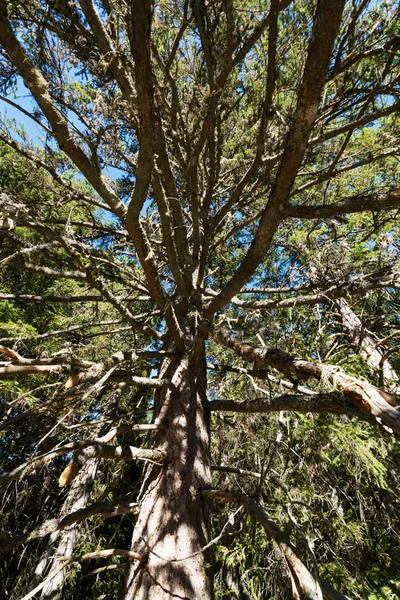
(0, 1, 400, 599)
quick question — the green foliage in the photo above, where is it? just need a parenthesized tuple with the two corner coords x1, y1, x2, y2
(1, 1, 400, 599)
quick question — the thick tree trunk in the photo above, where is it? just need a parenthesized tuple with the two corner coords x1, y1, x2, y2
(122, 349, 213, 600)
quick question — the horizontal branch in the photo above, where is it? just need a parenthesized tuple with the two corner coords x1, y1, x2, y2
(211, 464, 263, 480)
(0, 293, 151, 305)
(0, 343, 170, 392)
(63, 352, 171, 391)
(0, 293, 114, 303)
(0, 441, 166, 488)
(284, 189, 400, 219)
(293, 147, 399, 195)
(59, 424, 165, 485)
(209, 392, 373, 422)
(310, 101, 400, 147)
(0, 500, 139, 553)
(208, 325, 400, 434)
(0, 318, 125, 344)
(207, 361, 321, 396)
(258, 102, 400, 177)
(64, 350, 130, 389)
(227, 261, 400, 310)
(0, 363, 63, 376)
(0, 345, 92, 367)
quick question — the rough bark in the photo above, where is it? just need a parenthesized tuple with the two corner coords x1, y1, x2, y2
(122, 349, 213, 600)
(210, 325, 400, 435)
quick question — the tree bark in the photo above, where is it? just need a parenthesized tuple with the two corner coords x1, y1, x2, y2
(16, 398, 121, 600)
(122, 348, 213, 600)
(16, 459, 98, 600)
(336, 298, 400, 392)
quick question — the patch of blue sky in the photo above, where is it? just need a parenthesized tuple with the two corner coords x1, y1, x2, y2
(0, 76, 138, 198)
(0, 78, 47, 143)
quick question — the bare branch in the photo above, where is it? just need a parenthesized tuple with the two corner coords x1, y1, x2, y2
(0, 441, 166, 489)
(310, 101, 400, 147)
(226, 261, 400, 310)
(209, 392, 373, 423)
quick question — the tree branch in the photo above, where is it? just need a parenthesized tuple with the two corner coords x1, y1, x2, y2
(209, 392, 373, 423)
(207, 0, 346, 315)
(0, 1, 127, 220)
(0, 441, 166, 489)
(208, 325, 400, 434)
(202, 489, 350, 600)
(0, 501, 139, 553)
(227, 261, 400, 310)
(285, 189, 400, 219)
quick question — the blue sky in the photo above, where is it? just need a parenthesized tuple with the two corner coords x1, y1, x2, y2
(0, 79, 46, 142)
(0, 77, 126, 186)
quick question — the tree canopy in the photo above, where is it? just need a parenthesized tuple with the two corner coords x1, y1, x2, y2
(0, 1, 400, 599)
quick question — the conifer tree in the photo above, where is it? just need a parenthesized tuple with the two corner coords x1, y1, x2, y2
(0, 1, 400, 598)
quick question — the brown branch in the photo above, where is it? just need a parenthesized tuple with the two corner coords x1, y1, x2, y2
(208, 325, 400, 435)
(310, 101, 400, 147)
(0, 345, 92, 367)
(285, 189, 400, 219)
(293, 148, 400, 196)
(209, 392, 373, 423)
(0, 363, 63, 377)
(2, 259, 87, 282)
(0, 293, 152, 304)
(64, 350, 131, 389)
(59, 438, 165, 486)
(0, 441, 166, 489)
(211, 465, 263, 480)
(0, 293, 119, 303)
(123, 0, 183, 346)
(202, 489, 350, 600)
(207, 0, 346, 315)
(227, 261, 400, 310)
(256, 101, 400, 178)
(0, 1, 126, 220)
(78, 0, 137, 117)
(0, 319, 126, 345)
(0, 501, 139, 553)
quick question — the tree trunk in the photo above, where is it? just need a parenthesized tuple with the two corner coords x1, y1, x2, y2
(20, 459, 98, 600)
(122, 348, 213, 600)
(32, 395, 124, 599)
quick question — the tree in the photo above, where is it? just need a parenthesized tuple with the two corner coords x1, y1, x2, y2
(0, 0, 400, 598)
